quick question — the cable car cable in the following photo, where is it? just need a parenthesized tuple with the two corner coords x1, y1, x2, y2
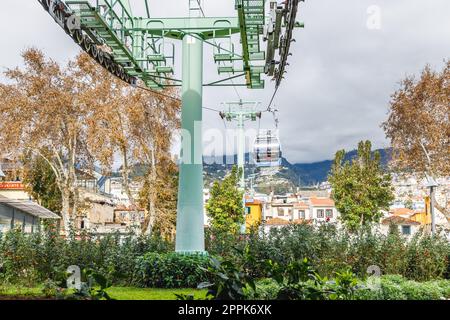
(136, 84, 181, 102)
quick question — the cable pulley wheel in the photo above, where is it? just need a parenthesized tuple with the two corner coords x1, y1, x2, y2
(97, 50, 105, 65)
(74, 30, 84, 46)
(82, 38, 92, 52)
(89, 44, 99, 60)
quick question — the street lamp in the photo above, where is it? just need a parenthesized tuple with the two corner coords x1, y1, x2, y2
(425, 174, 439, 235)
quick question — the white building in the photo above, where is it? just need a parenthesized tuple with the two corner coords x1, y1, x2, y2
(0, 182, 60, 233)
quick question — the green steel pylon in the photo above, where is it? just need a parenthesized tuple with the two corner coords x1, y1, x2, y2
(37, 0, 304, 254)
(220, 101, 262, 189)
(220, 101, 262, 234)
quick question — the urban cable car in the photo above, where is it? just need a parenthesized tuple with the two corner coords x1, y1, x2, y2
(253, 129, 282, 168)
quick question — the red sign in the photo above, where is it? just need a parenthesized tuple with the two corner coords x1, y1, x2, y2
(0, 182, 25, 190)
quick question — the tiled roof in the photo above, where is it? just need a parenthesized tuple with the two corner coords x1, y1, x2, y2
(245, 198, 263, 205)
(310, 197, 335, 207)
(294, 202, 309, 209)
(390, 208, 414, 216)
(382, 216, 420, 226)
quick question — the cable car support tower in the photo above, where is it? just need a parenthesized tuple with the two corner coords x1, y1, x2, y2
(37, 0, 304, 254)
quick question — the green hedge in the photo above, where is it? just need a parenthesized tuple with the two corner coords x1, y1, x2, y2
(251, 276, 450, 300)
(355, 275, 450, 300)
(0, 228, 172, 286)
(132, 253, 212, 288)
(207, 224, 450, 281)
(1, 225, 449, 289)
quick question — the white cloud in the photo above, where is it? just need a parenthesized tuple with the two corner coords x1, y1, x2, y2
(1, 0, 449, 163)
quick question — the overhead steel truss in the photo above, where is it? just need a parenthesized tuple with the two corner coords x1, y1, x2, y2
(38, 0, 303, 90)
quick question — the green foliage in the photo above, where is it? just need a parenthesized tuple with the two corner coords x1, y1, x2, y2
(64, 269, 114, 300)
(1, 225, 448, 294)
(133, 253, 211, 288)
(405, 233, 450, 281)
(198, 256, 256, 300)
(21, 153, 62, 214)
(206, 223, 450, 282)
(328, 141, 395, 231)
(251, 278, 281, 300)
(42, 279, 60, 298)
(206, 166, 245, 235)
(0, 229, 171, 286)
(355, 275, 450, 300)
(197, 254, 361, 301)
(267, 258, 360, 300)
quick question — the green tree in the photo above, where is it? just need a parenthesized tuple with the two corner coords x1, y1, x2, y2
(21, 153, 62, 214)
(206, 166, 245, 235)
(328, 141, 395, 231)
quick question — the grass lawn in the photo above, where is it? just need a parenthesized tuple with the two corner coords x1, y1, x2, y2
(106, 287, 208, 300)
(0, 285, 207, 300)
(0, 285, 44, 298)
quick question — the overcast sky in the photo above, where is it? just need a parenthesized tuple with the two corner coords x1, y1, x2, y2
(1, 0, 449, 163)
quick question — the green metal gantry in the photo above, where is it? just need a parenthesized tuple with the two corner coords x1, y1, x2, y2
(220, 101, 261, 189)
(220, 101, 261, 234)
(38, 0, 304, 254)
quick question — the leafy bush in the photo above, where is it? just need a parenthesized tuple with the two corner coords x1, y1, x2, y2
(206, 223, 450, 282)
(405, 233, 449, 281)
(133, 253, 211, 288)
(400, 281, 443, 300)
(251, 279, 280, 300)
(354, 275, 450, 300)
(1, 223, 449, 291)
(0, 228, 171, 286)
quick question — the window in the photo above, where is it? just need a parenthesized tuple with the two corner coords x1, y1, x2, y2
(277, 208, 284, 216)
(401, 225, 411, 235)
(245, 207, 251, 215)
(299, 210, 306, 219)
(317, 209, 324, 219)
(326, 209, 333, 218)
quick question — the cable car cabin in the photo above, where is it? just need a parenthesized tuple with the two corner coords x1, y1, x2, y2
(253, 130, 282, 168)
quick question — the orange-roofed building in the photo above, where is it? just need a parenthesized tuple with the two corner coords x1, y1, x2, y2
(380, 215, 421, 237)
(390, 207, 415, 218)
(309, 197, 339, 223)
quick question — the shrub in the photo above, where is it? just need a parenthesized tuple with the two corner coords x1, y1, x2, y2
(133, 252, 211, 288)
(206, 223, 449, 282)
(355, 275, 450, 300)
(432, 279, 450, 298)
(252, 279, 280, 300)
(405, 232, 449, 281)
(0, 228, 172, 286)
(400, 281, 443, 300)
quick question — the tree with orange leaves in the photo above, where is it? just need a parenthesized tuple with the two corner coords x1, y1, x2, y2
(0, 49, 180, 235)
(383, 61, 449, 223)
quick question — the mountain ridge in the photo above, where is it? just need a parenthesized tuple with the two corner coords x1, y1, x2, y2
(203, 148, 391, 188)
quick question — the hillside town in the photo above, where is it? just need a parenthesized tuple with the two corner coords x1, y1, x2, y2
(2, 156, 449, 240)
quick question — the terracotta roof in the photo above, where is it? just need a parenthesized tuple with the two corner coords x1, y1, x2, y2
(294, 202, 309, 209)
(390, 208, 414, 216)
(382, 216, 420, 226)
(245, 198, 263, 205)
(310, 197, 335, 207)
